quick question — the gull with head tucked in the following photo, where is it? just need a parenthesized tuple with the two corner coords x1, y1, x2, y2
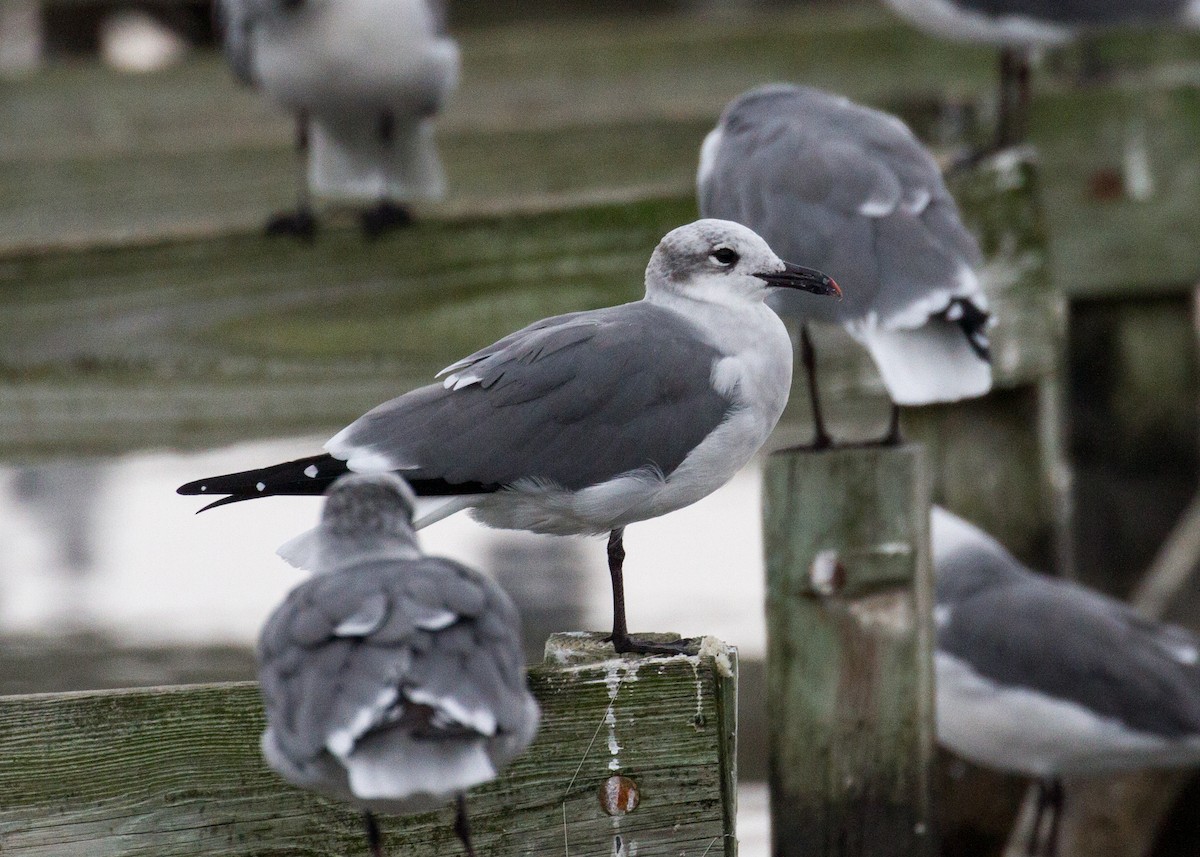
(258, 472, 539, 857)
(699, 84, 991, 446)
(180, 218, 840, 654)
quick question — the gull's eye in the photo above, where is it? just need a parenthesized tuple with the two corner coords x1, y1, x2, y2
(710, 247, 739, 267)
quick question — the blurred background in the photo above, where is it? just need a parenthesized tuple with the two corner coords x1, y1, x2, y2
(1, 1, 1199, 855)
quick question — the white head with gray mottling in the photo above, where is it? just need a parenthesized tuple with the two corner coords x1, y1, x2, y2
(644, 218, 839, 308)
(312, 472, 422, 571)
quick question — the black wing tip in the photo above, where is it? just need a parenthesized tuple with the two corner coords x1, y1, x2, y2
(940, 297, 991, 363)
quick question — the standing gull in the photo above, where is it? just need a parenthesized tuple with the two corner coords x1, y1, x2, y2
(179, 219, 840, 653)
(932, 506, 1200, 857)
(214, 0, 459, 239)
(881, 0, 1200, 148)
(258, 472, 539, 857)
(698, 84, 990, 447)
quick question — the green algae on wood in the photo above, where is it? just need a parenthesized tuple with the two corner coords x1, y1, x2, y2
(763, 444, 935, 857)
(0, 632, 738, 857)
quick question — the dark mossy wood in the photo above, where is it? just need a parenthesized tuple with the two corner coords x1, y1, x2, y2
(0, 632, 738, 857)
(762, 444, 935, 857)
(0, 198, 694, 456)
(4, 4, 1199, 296)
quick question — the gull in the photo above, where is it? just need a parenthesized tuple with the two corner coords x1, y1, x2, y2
(258, 472, 539, 857)
(179, 218, 840, 653)
(932, 506, 1200, 857)
(881, 0, 1200, 148)
(698, 84, 990, 447)
(214, 0, 459, 239)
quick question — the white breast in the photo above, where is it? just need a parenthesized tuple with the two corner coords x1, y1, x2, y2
(882, 0, 1075, 48)
(253, 0, 458, 112)
(936, 652, 1200, 777)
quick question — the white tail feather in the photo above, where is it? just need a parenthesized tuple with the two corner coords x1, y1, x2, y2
(308, 116, 446, 203)
(858, 320, 992, 405)
(277, 527, 319, 570)
(345, 735, 496, 801)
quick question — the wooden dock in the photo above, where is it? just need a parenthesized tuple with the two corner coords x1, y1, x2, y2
(3, 2, 1200, 855)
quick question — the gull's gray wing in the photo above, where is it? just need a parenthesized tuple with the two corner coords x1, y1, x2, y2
(935, 518, 1200, 739)
(327, 302, 736, 491)
(259, 556, 534, 771)
(699, 84, 982, 327)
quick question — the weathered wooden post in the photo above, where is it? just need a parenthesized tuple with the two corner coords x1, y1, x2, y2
(762, 444, 935, 857)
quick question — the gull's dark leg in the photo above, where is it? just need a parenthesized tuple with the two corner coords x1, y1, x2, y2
(454, 794, 478, 857)
(1043, 778, 1065, 857)
(1026, 779, 1050, 857)
(996, 47, 1031, 150)
(364, 811, 385, 857)
(800, 325, 832, 449)
(605, 528, 693, 656)
(265, 110, 318, 241)
(361, 111, 413, 240)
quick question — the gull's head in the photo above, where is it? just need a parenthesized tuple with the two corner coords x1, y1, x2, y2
(646, 219, 839, 306)
(319, 472, 420, 553)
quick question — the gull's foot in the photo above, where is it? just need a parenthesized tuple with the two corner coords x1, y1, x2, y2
(264, 209, 318, 242)
(608, 632, 698, 656)
(360, 201, 413, 240)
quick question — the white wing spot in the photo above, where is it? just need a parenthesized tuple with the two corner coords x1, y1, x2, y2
(304, 464, 319, 478)
(415, 610, 458, 631)
(256, 482, 266, 491)
(450, 373, 482, 391)
(903, 189, 932, 214)
(858, 197, 895, 217)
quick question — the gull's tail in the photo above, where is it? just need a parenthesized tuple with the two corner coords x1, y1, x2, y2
(177, 455, 349, 512)
(308, 116, 446, 203)
(178, 455, 500, 512)
(857, 298, 993, 406)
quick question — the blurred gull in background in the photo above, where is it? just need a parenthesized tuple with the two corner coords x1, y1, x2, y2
(258, 473, 539, 857)
(881, 0, 1200, 147)
(214, 0, 459, 239)
(932, 506, 1200, 857)
(699, 84, 990, 447)
(179, 219, 839, 655)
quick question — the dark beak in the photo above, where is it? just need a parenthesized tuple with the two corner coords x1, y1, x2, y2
(754, 262, 841, 299)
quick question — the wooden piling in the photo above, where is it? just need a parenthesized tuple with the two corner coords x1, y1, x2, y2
(0, 632, 738, 857)
(762, 443, 935, 857)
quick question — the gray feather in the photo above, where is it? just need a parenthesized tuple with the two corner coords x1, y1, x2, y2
(935, 511, 1200, 739)
(258, 554, 536, 782)
(333, 302, 735, 490)
(699, 84, 983, 328)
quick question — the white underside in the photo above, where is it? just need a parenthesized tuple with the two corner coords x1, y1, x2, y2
(853, 320, 991, 405)
(250, 0, 458, 201)
(253, 0, 459, 111)
(264, 728, 492, 814)
(308, 115, 446, 202)
(882, 0, 1075, 47)
(936, 652, 1200, 777)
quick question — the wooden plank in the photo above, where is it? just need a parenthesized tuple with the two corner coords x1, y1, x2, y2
(3, 5, 1199, 297)
(0, 632, 738, 857)
(0, 198, 693, 456)
(762, 444, 935, 857)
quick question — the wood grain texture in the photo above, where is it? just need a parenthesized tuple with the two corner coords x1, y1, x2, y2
(0, 633, 738, 857)
(4, 4, 1199, 295)
(762, 445, 936, 857)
